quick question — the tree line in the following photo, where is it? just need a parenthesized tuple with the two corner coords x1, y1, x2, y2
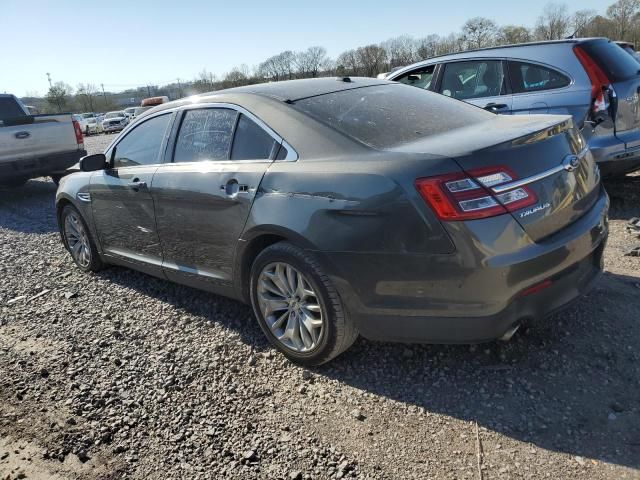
(30, 0, 640, 114)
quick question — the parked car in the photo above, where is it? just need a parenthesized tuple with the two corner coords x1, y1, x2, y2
(387, 38, 640, 177)
(0, 94, 86, 186)
(123, 107, 137, 118)
(101, 111, 129, 133)
(73, 114, 96, 136)
(615, 41, 640, 63)
(55, 78, 608, 365)
(86, 116, 102, 134)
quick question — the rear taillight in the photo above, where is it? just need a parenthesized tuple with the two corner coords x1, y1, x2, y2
(415, 167, 537, 221)
(573, 46, 612, 116)
(72, 120, 84, 145)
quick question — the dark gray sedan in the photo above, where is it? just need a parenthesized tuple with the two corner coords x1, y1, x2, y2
(55, 78, 608, 365)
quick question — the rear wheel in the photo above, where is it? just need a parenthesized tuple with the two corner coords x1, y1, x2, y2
(60, 205, 104, 272)
(250, 242, 358, 365)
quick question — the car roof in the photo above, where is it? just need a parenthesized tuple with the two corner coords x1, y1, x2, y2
(389, 37, 610, 76)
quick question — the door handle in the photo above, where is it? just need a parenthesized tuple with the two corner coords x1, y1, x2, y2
(14, 131, 31, 139)
(484, 103, 508, 112)
(128, 179, 147, 190)
(221, 179, 249, 197)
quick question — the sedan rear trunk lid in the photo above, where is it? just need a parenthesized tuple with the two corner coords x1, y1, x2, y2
(393, 114, 600, 242)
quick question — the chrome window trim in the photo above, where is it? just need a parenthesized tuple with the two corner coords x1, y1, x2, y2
(491, 147, 589, 194)
(177, 102, 299, 161)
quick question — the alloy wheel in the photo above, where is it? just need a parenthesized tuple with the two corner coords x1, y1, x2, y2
(257, 262, 324, 352)
(64, 212, 91, 268)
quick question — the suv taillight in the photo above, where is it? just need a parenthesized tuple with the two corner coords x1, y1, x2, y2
(415, 167, 537, 221)
(573, 45, 612, 117)
(72, 120, 84, 145)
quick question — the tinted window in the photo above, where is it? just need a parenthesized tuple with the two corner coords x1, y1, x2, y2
(440, 61, 505, 100)
(394, 65, 436, 90)
(112, 114, 171, 168)
(275, 145, 289, 160)
(0, 97, 26, 119)
(292, 84, 493, 149)
(231, 114, 277, 160)
(580, 40, 640, 82)
(508, 61, 570, 93)
(174, 108, 237, 163)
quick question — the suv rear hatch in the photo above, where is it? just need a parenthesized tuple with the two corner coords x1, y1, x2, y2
(575, 39, 640, 149)
(407, 115, 601, 242)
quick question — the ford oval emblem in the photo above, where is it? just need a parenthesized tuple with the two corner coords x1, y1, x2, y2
(563, 154, 580, 172)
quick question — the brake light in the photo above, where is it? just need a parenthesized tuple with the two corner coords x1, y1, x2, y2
(573, 46, 612, 116)
(72, 120, 84, 146)
(415, 167, 537, 221)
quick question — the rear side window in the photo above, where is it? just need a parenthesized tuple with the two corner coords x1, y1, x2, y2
(394, 65, 436, 90)
(580, 40, 640, 82)
(292, 84, 493, 150)
(231, 114, 277, 160)
(508, 61, 570, 93)
(439, 60, 506, 100)
(0, 97, 26, 120)
(112, 114, 172, 168)
(174, 108, 237, 162)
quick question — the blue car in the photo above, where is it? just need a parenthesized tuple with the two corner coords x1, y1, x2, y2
(388, 38, 640, 177)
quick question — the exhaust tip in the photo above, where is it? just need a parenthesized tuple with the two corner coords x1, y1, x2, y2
(499, 324, 520, 342)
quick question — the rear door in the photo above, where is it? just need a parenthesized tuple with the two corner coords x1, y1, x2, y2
(579, 40, 640, 150)
(152, 105, 282, 292)
(437, 59, 512, 114)
(507, 60, 574, 116)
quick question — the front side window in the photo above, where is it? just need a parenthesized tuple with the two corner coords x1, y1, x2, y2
(230, 114, 277, 160)
(112, 114, 172, 168)
(508, 61, 571, 93)
(394, 65, 436, 90)
(174, 108, 237, 163)
(439, 60, 505, 100)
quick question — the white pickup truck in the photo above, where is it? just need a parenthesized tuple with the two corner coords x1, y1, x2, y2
(0, 94, 87, 186)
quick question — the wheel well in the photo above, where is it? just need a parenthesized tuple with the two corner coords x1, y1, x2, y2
(56, 198, 72, 226)
(240, 234, 287, 301)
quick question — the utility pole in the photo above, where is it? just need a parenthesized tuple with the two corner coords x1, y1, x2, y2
(101, 83, 107, 109)
(46, 72, 52, 89)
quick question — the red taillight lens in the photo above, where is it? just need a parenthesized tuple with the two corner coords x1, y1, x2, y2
(415, 167, 537, 221)
(518, 279, 552, 297)
(72, 120, 84, 145)
(573, 46, 612, 115)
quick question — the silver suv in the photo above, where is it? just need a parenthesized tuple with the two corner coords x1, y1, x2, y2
(388, 38, 640, 177)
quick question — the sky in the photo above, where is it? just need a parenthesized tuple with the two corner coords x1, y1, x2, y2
(3, 0, 608, 97)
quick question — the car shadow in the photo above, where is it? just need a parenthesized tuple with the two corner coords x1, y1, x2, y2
(97, 262, 640, 471)
(603, 174, 640, 221)
(0, 178, 59, 234)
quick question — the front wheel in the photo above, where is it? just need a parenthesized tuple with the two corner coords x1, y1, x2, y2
(250, 242, 358, 366)
(60, 204, 104, 272)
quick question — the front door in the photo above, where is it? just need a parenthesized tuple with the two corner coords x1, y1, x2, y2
(438, 59, 512, 114)
(152, 107, 280, 293)
(90, 112, 174, 275)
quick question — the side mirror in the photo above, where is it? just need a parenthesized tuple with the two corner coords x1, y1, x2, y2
(79, 153, 107, 172)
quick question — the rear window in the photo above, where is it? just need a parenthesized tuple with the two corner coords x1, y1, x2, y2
(292, 84, 492, 149)
(580, 40, 640, 82)
(508, 61, 571, 93)
(0, 97, 26, 120)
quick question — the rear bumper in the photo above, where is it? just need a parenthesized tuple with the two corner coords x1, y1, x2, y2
(0, 149, 86, 181)
(321, 188, 609, 344)
(589, 137, 640, 176)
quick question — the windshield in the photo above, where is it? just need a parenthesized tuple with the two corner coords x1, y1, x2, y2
(105, 112, 124, 118)
(134, 107, 149, 115)
(292, 84, 493, 149)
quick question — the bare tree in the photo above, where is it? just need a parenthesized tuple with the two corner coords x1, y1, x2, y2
(462, 17, 498, 49)
(570, 9, 597, 37)
(336, 49, 361, 76)
(415, 34, 442, 60)
(382, 35, 417, 68)
(534, 2, 571, 40)
(76, 83, 98, 111)
(606, 0, 640, 39)
(355, 45, 388, 77)
(294, 46, 328, 78)
(497, 25, 532, 45)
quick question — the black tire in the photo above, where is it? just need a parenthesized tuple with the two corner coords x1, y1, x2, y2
(85, 125, 90, 135)
(250, 242, 358, 366)
(60, 204, 105, 272)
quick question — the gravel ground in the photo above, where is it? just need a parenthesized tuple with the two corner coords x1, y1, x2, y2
(1, 134, 639, 480)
